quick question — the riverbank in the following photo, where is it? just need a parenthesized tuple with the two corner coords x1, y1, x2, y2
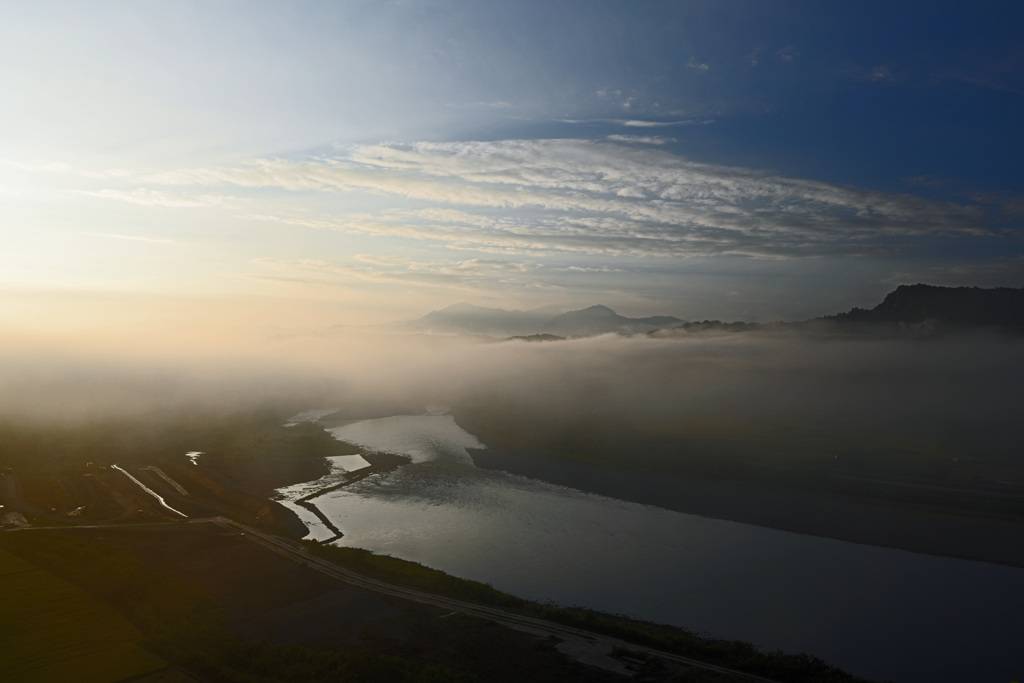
(1, 521, 871, 682)
(468, 445, 1024, 568)
(292, 451, 410, 542)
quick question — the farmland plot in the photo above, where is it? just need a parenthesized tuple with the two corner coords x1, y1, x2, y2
(0, 549, 166, 683)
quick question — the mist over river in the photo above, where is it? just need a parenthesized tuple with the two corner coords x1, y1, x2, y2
(276, 413, 1024, 683)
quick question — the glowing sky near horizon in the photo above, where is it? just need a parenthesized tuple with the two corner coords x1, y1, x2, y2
(1, 0, 1022, 336)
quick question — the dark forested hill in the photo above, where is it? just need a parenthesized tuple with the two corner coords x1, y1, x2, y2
(831, 284, 1024, 330)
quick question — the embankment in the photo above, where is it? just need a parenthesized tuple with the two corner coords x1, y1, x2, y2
(161, 459, 308, 537)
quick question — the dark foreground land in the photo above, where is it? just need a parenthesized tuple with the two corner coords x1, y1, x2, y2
(0, 410, 873, 683)
(0, 522, 618, 683)
(0, 521, 870, 683)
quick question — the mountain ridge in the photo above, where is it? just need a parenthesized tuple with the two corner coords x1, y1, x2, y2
(407, 284, 1024, 340)
(660, 284, 1024, 337)
(830, 284, 1024, 329)
(410, 303, 684, 338)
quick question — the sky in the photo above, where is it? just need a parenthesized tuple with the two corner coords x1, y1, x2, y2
(1, 0, 1022, 341)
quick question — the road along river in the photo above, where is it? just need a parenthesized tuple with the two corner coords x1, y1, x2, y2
(275, 413, 1024, 683)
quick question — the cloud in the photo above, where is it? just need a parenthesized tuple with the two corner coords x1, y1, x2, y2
(448, 100, 514, 109)
(946, 62, 1024, 96)
(0, 159, 74, 173)
(252, 256, 546, 293)
(561, 118, 715, 128)
(353, 254, 414, 267)
(83, 232, 176, 244)
(78, 188, 236, 208)
(777, 45, 800, 63)
(618, 119, 711, 128)
(560, 265, 626, 273)
(866, 66, 895, 82)
(973, 192, 1024, 217)
(606, 135, 676, 145)
(905, 174, 948, 188)
(108, 138, 996, 261)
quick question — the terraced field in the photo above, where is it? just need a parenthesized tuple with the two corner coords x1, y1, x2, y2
(0, 549, 166, 683)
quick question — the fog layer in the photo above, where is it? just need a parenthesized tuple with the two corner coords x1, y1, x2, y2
(1, 329, 1019, 468)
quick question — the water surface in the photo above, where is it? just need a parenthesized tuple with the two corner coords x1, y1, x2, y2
(277, 414, 1024, 683)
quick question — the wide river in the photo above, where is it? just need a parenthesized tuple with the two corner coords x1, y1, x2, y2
(276, 414, 1024, 683)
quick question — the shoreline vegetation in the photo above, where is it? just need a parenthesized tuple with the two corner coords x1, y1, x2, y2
(304, 543, 870, 683)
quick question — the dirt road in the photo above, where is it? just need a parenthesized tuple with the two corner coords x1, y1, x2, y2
(205, 516, 780, 682)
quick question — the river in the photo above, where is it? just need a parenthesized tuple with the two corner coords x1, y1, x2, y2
(275, 413, 1024, 683)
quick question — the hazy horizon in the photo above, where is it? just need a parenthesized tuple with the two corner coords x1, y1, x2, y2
(2, 1, 1021, 346)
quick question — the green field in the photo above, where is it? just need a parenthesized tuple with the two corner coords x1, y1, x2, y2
(0, 548, 166, 683)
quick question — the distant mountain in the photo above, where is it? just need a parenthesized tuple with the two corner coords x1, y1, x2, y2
(668, 320, 764, 334)
(830, 284, 1024, 330)
(408, 303, 683, 338)
(411, 286, 1023, 340)
(410, 303, 565, 337)
(543, 305, 684, 337)
(649, 284, 1024, 337)
(507, 334, 566, 343)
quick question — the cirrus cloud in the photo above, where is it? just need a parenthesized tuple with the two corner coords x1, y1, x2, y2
(75, 138, 1004, 269)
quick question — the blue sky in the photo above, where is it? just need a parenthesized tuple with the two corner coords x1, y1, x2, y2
(1, 0, 1021, 336)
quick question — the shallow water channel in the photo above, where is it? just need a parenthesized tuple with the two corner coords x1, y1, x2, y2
(275, 413, 1024, 683)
